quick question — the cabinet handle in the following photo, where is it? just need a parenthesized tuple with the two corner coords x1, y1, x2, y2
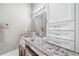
(53, 25, 61, 28)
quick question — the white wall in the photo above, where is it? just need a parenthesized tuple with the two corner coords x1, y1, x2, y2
(31, 3, 46, 12)
(0, 3, 31, 55)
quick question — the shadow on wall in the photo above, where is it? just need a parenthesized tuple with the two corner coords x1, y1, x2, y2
(0, 32, 5, 43)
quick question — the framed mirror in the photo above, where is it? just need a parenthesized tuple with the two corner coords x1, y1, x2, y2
(33, 7, 47, 36)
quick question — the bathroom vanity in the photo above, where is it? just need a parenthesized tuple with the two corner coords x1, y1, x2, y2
(19, 35, 79, 56)
(31, 3, 79, 53)
(19, 3, 79, 56)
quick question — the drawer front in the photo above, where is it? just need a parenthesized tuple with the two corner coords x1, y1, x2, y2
(47, 31, 74, 41)
(47, 21, 74, 30)
(47, 37, 74, 50)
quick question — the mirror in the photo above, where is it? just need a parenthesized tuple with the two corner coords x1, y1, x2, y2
(33, 12, 47, 36)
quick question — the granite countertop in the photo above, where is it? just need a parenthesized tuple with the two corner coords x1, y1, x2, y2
(21, 35, 79, 56)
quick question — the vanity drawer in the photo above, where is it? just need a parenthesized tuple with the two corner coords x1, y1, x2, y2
(47, 21, 74, 30)
(47, 31, 74, 41)
(47, 37, 74, 50)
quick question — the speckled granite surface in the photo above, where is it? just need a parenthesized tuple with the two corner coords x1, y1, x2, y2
(22, 36, 79, 56)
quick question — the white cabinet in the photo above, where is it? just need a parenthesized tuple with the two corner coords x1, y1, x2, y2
(48, 3, 74, 22)
(47, 3, 75, 51)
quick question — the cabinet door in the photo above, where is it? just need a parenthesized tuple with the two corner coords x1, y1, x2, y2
(49, 3, 74, 22)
